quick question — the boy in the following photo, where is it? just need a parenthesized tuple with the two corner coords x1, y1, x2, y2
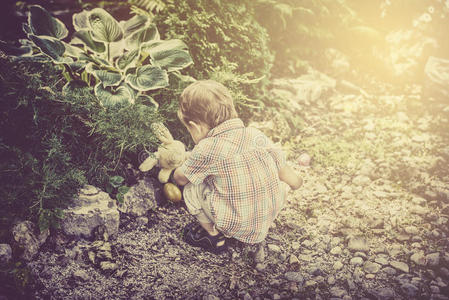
(174, 80, 302, 254)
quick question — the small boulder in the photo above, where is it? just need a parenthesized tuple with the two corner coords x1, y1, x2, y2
(11, 221, 49, 261)
(0, 244, 12, 263)
(348, 236, 369, 252)
(61, 185, 119, 239)
(118, 177, 157, 216)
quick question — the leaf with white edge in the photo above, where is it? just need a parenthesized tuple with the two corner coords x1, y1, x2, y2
(125, 65, 168, 92)
(88, 8, 123, 43)
(93, 70, 123, 87)
(122, 14, 150, 37)
(137, 94, 159, 109)
(116, 49, 140, 71)
(125, 24, 159, 50)
(151, 49, 193, 72)
(141, 39, 188, 54)
(109, 40, 126, 60)
(72, 10, 90, 31)
(28, 5, 68, 39)
(71, 30, 105, 53)
(62, 41, 84, 58)
(65, 61, 86, 73)
(95, 83, 133, 106)
(28, 34, 66, 62)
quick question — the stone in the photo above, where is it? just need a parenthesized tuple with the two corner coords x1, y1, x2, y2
(363, 261, 381, 274)
(382, 267, 397, 275)
(374, 287, 395, 300)
(118, 178, 157, 216)
(61, 185, 119, 238)
(255, 263, 266, 272)
(427, 252, 440, 267)
(73, 269, 89, 281)
(330, 246, 342, 255)
(254, 244, 266, 263)
(375, 256, 389, 266)
(136, 216, 148, 226)
(390, 261, 409, 273)
(330, 287, 347, 298)
(267, 244, 281, 253)
(410, 251, 427, 266)
(404, 226, 419, 235)
(285, 272, 304, 283)
(327, 275, 336, 285)
(352, 175, 371, 186)
(289, 254, 300, 265)
(203, 295, 220, 300)
(0, 244, 12, 263)
(401, 283, 419, 298)
(350, 257, 364, 266)
(348, 236, 369, 252)
(333, 261, 344, 270)
(11, 221, 49, 261)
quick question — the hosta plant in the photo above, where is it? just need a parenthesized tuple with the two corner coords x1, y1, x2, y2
(9, 5, 193, 107)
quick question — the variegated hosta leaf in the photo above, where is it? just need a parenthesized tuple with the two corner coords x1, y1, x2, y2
(109, 40, 126, 60)
(62, 80, 88, 95)
(71, 30, 105, 53)
(125, 24, 159, 50)
(151, 49, 193, 72)
(62, 41, 84, 58)
(136, 94, 159, 109)
(28, 34, 67, 62)
(95, 83, 133, 106)
(125, 65, 168, 92)
(88, 8, 123, 43)
(72, 10, 90, 31)
(28, 5, 68, 39)
(116, 49, 140, 71)
(141, 39, 188, 54)
(122, 14, 150, 37)
(65, 61, 86, 73)
(93, 70, 123, 88)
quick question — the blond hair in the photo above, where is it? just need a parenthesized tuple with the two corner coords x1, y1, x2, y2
(179, 80, 237, 129)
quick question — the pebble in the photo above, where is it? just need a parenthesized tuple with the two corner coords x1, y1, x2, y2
(333, 261, 344, 270)
(401, 283, 419, 298)
(0, 244, 12, 263)
(374, 256, 389, 266)
(136, 216, 148, 226)
(363, 261, 381, 273)
(390, 261, 409, 273)
(254, 245, 265, 263)
(404, 226, 419, 235)
(330, 287, 347, 298)
(426, 252, 440, 267)
(73, 269, 89, 281)
(289, 254, 300, 265)
(374, 287, 395, 299)
(350, 257, 364, 266)
(383, 267, 397, 275)
(285, 272, 304, 283)
(255, 263, 266, 272)
(330, 246, 342, 255)
(327, 275, 336, 285)
(291, 241, 300, 250)
(354, 251, 367, 259)
(352, 175, 371, 186)
(348, 236, 369, 252)
(410, 251, 427, 266)
(267, 244, 281, 253)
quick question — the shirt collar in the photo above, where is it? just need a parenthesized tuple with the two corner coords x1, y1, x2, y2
(207, 118, 244, 137)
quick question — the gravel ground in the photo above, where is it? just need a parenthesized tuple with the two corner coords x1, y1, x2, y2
(28, 78, 449, 300)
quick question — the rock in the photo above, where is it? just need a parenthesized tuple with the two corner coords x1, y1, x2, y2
(374, 256, 389, 266)
(330, 287, 347, 298)
(390, 261, 409, 273)
(61, 185, 119, 238)
(404, 226, 419, 235)
(73, 269, 89, 281)
(267, 244, 281, 253)
(330, 246, 342, 255)
(382, 267, 397, 275)
(427, 252, 440, 267)
(352, 175, 371, 186)
(373, 287, 396, 299)
(255, 263, 266, 272)
(254, 244, 265, 263)
(363, 261, 381, 274)
(350, 257, 364, 266)
(203, 295, 220, 300)
(348, 236, 369, 252)
(410, 251, 427, 266)
(401, 283, 419, 298)
(0, 244, 12, 263)
(11, 221, 49, 261)
(136, 216, 149, 226)
(289, 254, 300, 265)
(327, 275, 336, 285)
(285, 272, 304, 283)
(333, 261, 344, 270)
(118, 178, 157, 216)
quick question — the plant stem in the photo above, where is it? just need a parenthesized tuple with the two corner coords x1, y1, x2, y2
(107, 43, 110, 62)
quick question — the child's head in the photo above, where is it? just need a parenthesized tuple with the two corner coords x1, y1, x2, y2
(178, 80, 237, 130)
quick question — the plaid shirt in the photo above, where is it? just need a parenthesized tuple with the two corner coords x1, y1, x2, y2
(179, 118, 286, 243)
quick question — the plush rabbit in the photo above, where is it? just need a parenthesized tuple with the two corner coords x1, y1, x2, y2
(139, 122, 187, 183)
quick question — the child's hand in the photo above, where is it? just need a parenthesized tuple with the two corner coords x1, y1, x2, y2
(279, 164, 302, 190)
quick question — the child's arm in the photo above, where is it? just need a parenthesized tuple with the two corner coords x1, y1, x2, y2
(279, 164, 302, 190)
(173, 167, 190, 186)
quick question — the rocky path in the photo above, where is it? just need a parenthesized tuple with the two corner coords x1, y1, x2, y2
(28, 78, 449, 299)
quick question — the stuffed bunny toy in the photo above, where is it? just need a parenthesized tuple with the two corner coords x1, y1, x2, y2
(139, 122, 187, 183)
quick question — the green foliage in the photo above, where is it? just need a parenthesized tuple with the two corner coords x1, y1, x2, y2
(0, 54, 167, 226)
(252, 0, 357, 76)
(106, 175, 130, 204)
(6, 5, 193, 107)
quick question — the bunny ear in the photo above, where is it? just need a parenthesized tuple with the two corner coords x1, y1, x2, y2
(151, 122, 173, 144)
